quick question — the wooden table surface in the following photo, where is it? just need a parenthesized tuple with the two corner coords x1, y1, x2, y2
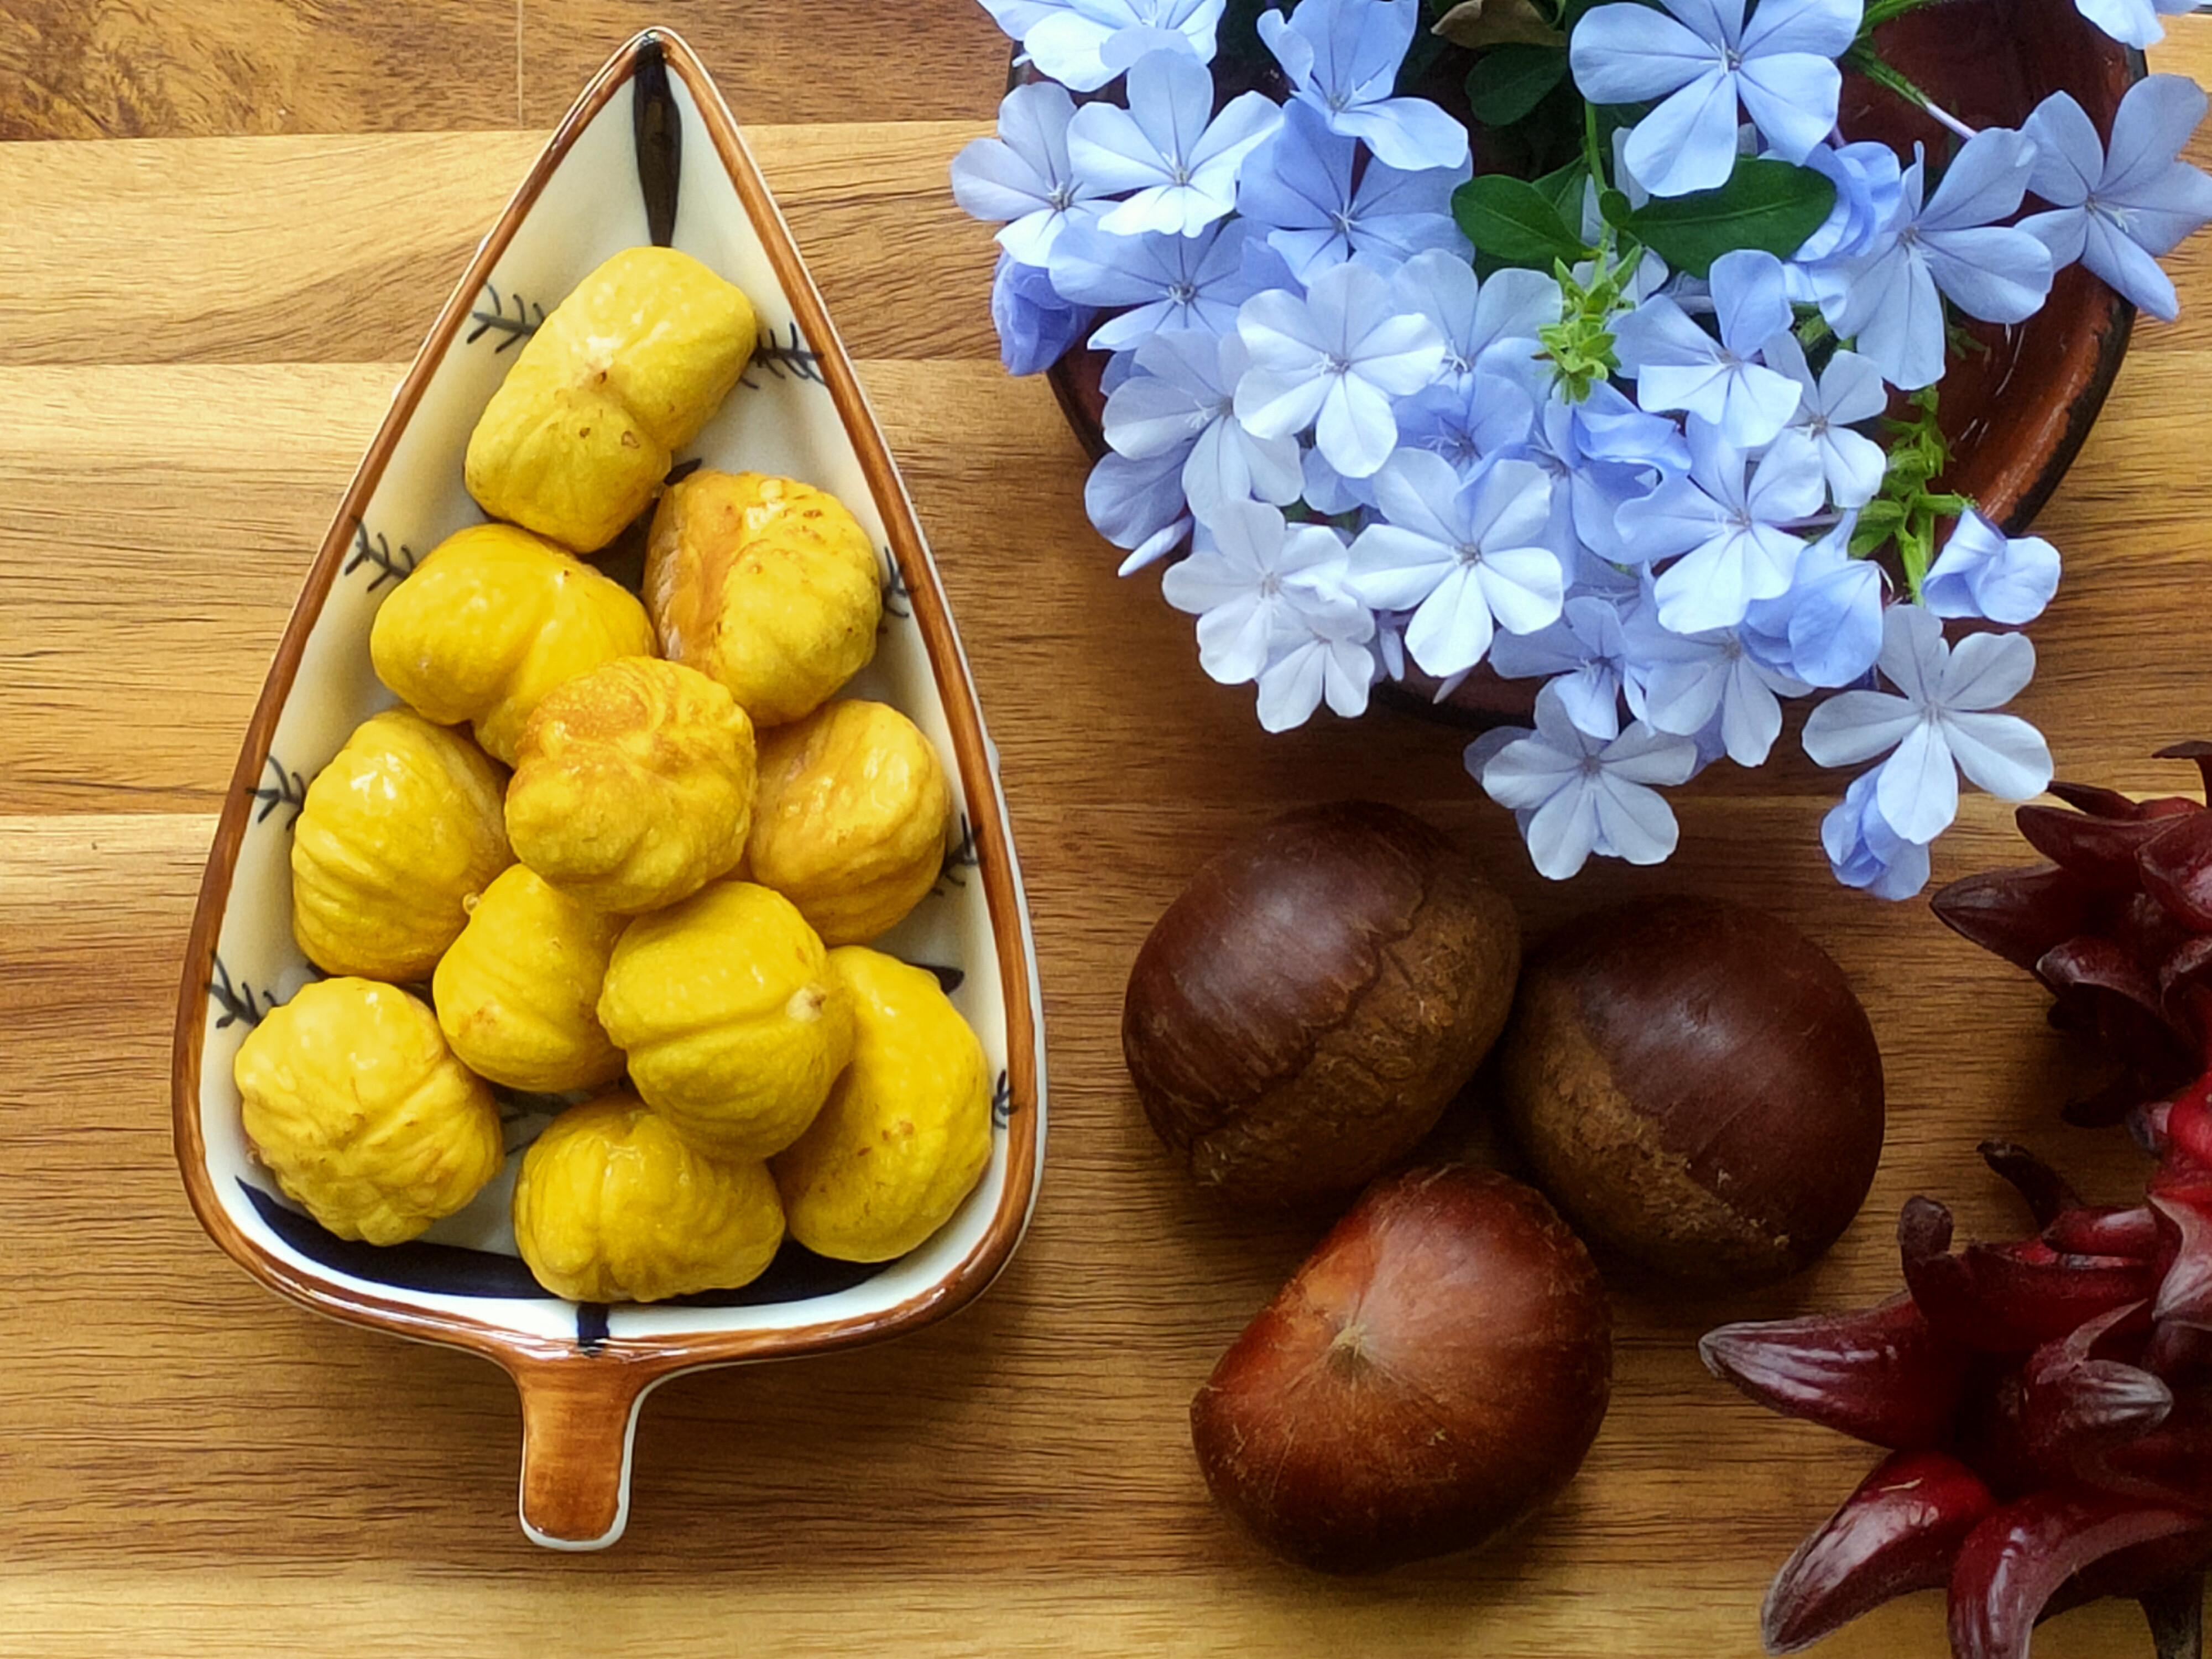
(7, 5, 2212, 1655)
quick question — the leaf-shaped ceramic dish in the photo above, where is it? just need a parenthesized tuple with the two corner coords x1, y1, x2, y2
(170, 29, 1045, 1552)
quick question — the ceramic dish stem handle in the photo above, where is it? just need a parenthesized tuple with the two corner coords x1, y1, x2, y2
(509, 1357, 655, 1551)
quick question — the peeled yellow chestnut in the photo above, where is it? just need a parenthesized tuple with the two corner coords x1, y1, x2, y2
(290, 708, 511, 982)
(748, 699, 953, 946)
(644, 468, 881, 727)
(1498, 897, 1886, 1287)
(512, 1092, 785, 1303)
(367, 522, 655, 766)
(1123, 802, 1520, 1209)
(464, 246, 758, 553)
(505, 656, 757, 915)
(431, 864, 626, 1093)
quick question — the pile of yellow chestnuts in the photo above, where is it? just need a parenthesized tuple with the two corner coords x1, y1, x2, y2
(231, 247, 993, 1303)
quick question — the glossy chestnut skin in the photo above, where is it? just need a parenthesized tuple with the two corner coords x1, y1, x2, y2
(1500, 898, 1886, 1287)
(1190, 1165, 1613, 1573)
(1123, 802, 1520, 1209)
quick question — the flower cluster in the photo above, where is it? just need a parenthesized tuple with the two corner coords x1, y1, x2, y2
(955, 0, 2212, 894)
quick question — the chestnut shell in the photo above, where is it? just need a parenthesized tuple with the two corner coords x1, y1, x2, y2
(1500, 898, 1886, 1287)
(1190, 1165, 1614, 1574)
(1122, 802, 1520, 1208)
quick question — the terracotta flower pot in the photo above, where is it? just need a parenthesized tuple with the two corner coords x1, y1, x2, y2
(1038, 0, 2142, 727)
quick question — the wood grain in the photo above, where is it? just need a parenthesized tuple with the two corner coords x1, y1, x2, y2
(6, 17, 2212, 1658)
(0, 1, 1010, 138)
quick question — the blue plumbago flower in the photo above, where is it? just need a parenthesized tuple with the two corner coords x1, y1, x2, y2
(1160, 501, 1352, 683)
(1630, 614, 1812, 767)
(1086, 443, 1192, 574)
(1103, 329, 1304, 526)
(1257, 600, 1377, 731)
(2021, 77, 2212, 322)
(991, 253, 1097, 374)
(1258, 0, 1471, 173)
(2073, 0, 2203, 50)
(1613, 249, 1802, 448)
(1235, 259, 1448, 477)
(980, 0, 1226, 93)
(1569, 0, 1864, 197)
(1391, 251, 1561, 394)
(1618, 418, 1826, 633)
(1510, 385, 1681, 571)
(1050, 216, 1270, 351)
(1344, 452, 1563, 677)
(1573, 381, 1694, 473)
(1822, 766, 1933, 900)
(1489, 594, 1633, 739)
(1740, 514, 1885, 687)
(1760, 333, 1887, 507)
(1473, 682, 1703, 878)
(1796, 140, 1906, 266)
(1825, 129, 2055, 392)
(1395, 371, 1538, 476)
(1068, 50, 1282, 238)
(952, 82, 1108, 265)
(1801, 603, 2053, 844)
(1922, 507, 2061, 625)
(1235, 101, 1468, 284)
(1299, 444, 1379, 515)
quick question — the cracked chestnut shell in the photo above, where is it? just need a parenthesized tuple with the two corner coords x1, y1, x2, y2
(1122, 802, 1520, 1209)
(1500, 898, 1886, 1287)
(1190, 1165, 1613, 1573)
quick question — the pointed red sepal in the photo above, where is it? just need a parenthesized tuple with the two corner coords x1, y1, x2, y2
(1761, 1451, 1996, 1655)
(1701, 1296, 1971, 1452)
(1932, 865, 2100, 975)
(1948, 1490, 2201, 1659)
(2017, 805, 2176, 893)
(1902, 1199, 2159, 1353)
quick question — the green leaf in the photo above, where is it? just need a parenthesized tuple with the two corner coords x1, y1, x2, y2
(1464, 44, 1569, 127)
(1620, 158, 1837, 278)
(1598, 186, 1632, 227)
(1454, 174, 1591, 268)
(1530, 158, 1589, 224)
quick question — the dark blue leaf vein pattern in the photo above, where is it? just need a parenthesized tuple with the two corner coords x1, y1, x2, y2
(343, 523, 417, 591)
(992, 1070, 1014, 1130)
(880, 550, 912, 624)
(743, 321, 826, 389)
(208, 957, 279, 1030)
(466, 282, 545, 352)
(936, 814, 979, 892)
(252, 754, 309, 828)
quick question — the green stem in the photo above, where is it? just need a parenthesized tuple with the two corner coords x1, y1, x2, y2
(1845, 44, 1937, 116)
(1858, 0, 1969, 31)
(1582, 98, 1606, 187)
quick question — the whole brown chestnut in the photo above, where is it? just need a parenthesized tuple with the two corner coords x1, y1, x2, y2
(1499, 897, 1885, 1287)
(1190, 1165, 1612, 1573)
(1122, 802, 1520, 1209)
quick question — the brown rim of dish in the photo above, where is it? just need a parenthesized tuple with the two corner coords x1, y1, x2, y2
(170, 29, 1042, 1383)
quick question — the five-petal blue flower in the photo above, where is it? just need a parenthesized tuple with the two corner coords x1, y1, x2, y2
(1068, 49, 1282, 238)
(1235, 100, 1468, 283)
(1258, 0, 1471, 172)
(1801, 603, 2053, 844)
(1569, 0, 1864, 197)
(1825, 128, 2056, 391)
(2022, 76, 2212, 322)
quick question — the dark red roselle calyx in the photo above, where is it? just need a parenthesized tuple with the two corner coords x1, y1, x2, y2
(1932, 744, 2212, 1128)
(1704, 1140, 2212, 1659)
(1704, 747, 2212, 1657)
